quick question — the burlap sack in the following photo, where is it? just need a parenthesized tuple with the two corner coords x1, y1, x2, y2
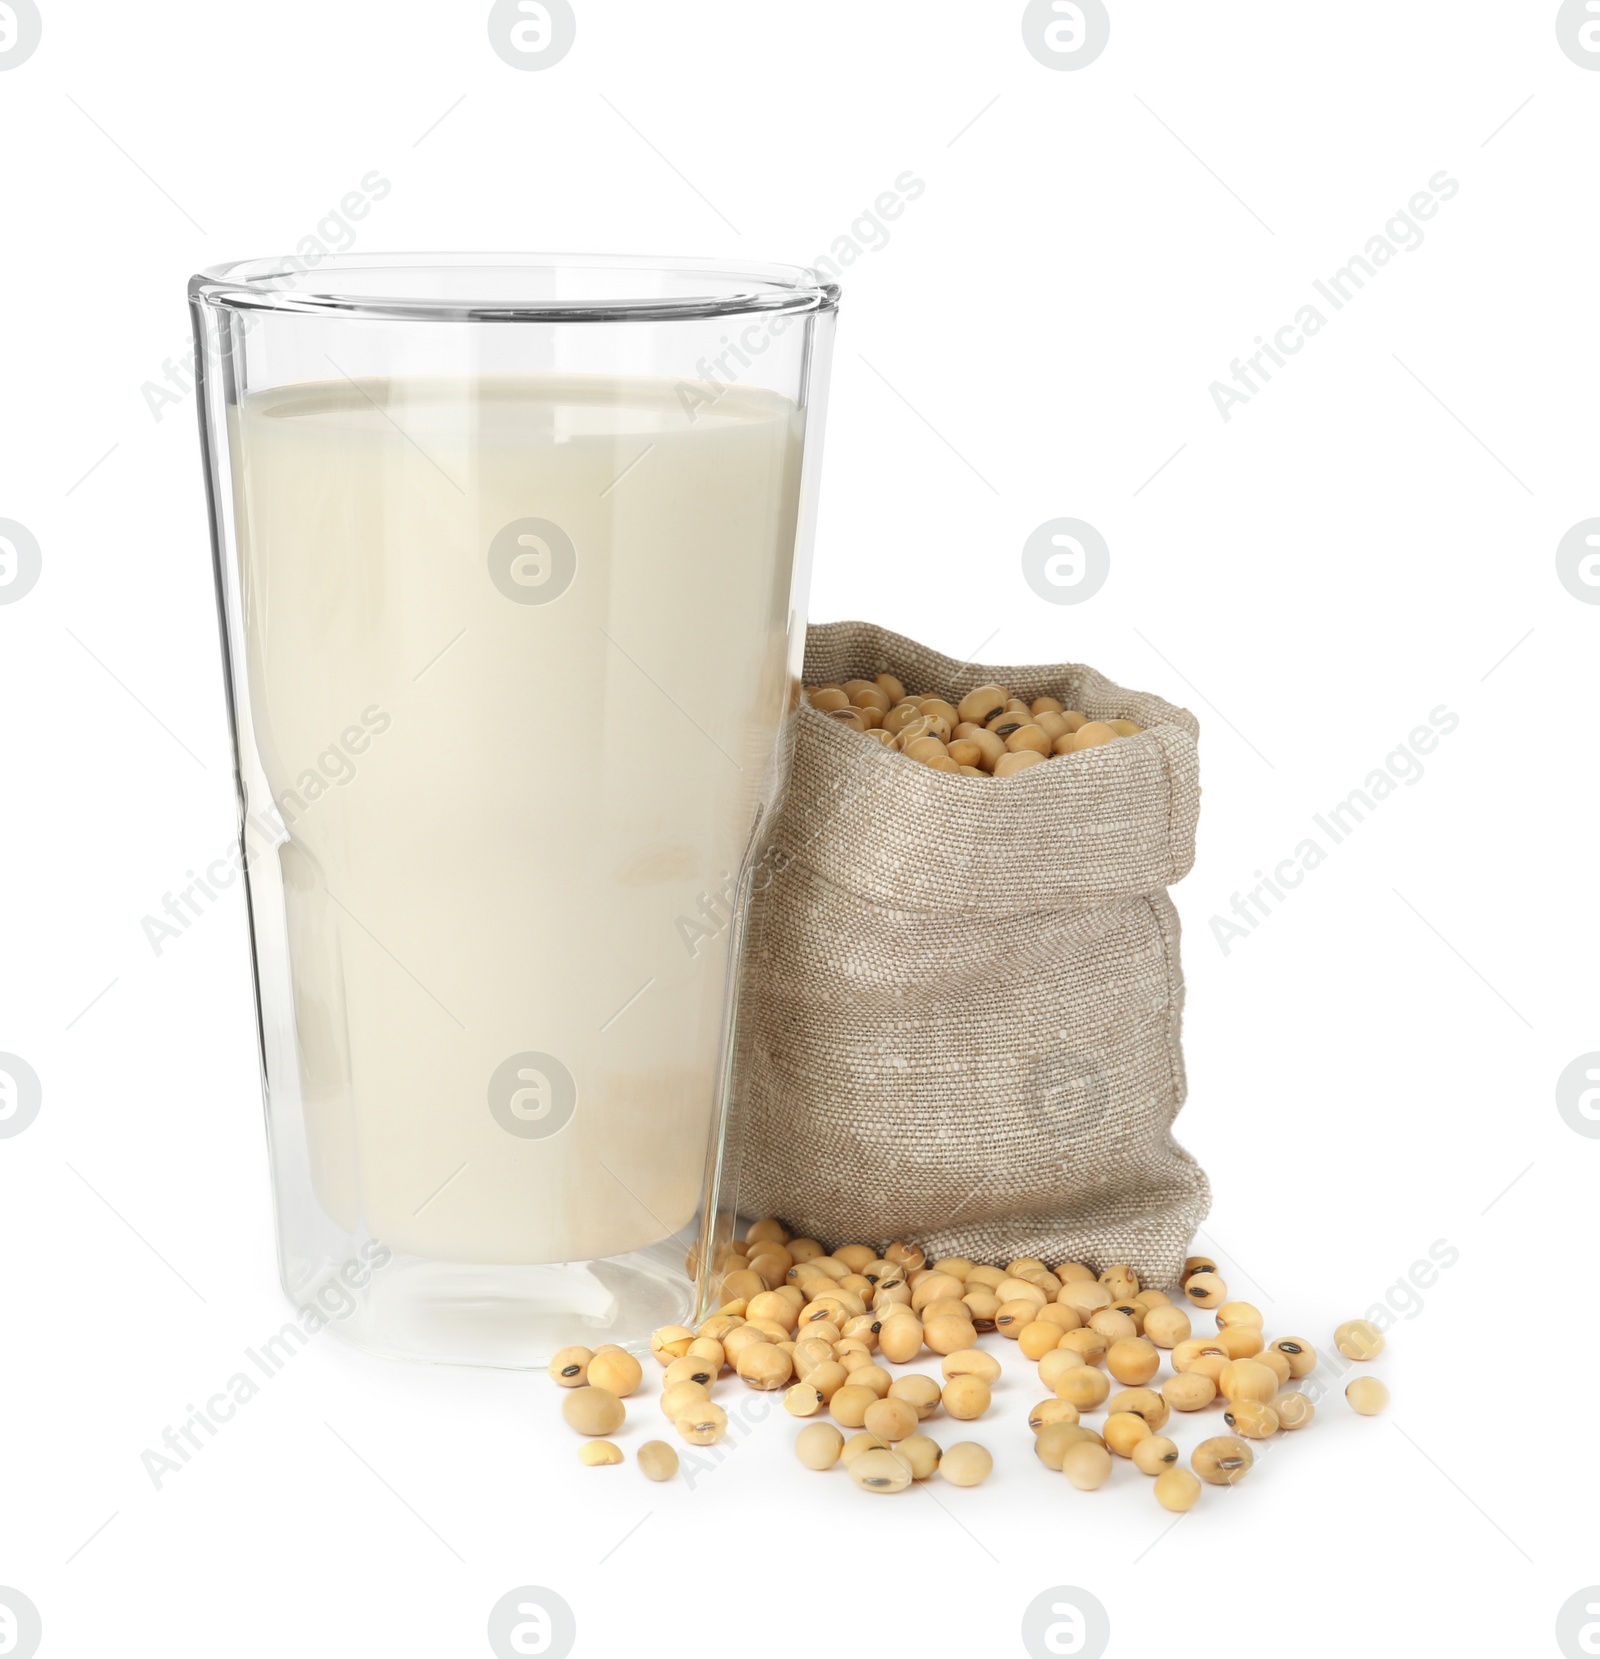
(733, 621, 1209, 1288)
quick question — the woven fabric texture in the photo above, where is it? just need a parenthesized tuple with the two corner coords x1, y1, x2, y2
(733, 621, 1210, 1287)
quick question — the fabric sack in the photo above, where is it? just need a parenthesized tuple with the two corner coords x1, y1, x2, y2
(733, 620, 1210, 1287)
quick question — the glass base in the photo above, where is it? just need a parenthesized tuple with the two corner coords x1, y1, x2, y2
(313, 1240, 699, 1369)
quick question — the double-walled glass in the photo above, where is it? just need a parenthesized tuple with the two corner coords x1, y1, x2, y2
(190, 255, 837, 1366)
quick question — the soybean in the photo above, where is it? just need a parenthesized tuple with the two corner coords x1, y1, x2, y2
(1004, 724, 1052, 757)
(1142, 1306, 1191, 1349)
(888, 1374, 942, 1419)
(637, 1441, 679, 1482)
(1108, 1387, 1169, 1432)
(1019, 1321, 1065, 1360)
(1223, 1400, 1280, 1440)
(1270, 1337, 1318, 1380)
(942, 1375, 992, 1421)
(1214, 1324, 1265, 1359)
(737, 1344, 793, 1391)
(1056, 722, 1118, 754)
(1276, 1392, 1316, 1430)
(745, 1290, 798, 1332)
(1036, 1303, 1083, 1334)
(1103, 1412, 1153, 1458)
(664, 1353, 718, 1392)
(1055, 1367, 1111, 1410)
(958, 685, 1009, 726)
(650, 1326, 695, 1365)
(898, 1434, 943, 1481)
(1154, 1468, 1202, 1512)
(1088, 1309, 1139, 1346)
(864, 1397, 919, 1442)
(923, 1315, 979, 1356)
(795, 1422, 844, 1470)
(1061, 1442, 1114, 1491)
(675, 1402, 729, 1446)
(942, 1349, 1002, 1383)
(1057, 1329, 1109, 1367)
(563, 1387, 625, 1437)
(940, 1442, 994, 1487)
(1335, 1320, 1386, 1361)
(1162, 1373, 1217, 1413)
(1253, 1347, 1293, 1388)
(1346, 1376, 1390, 1416)
(840, 1430, 887, 1466)
(995, 1299, 1043, 1338)
(1057, 1281, 1113, 1318)
(791, 1336, 834, 1376)
(784, 1381, 826, 1417)
(1183, 1271, 1228, 1308)
(802, 1361, 848, 1403)
(1219, 1359, 1279, 1404)
(851, 1447, 913, 1494)
(1029, 1385, 1082, 1432)
(1133, 1436, 1181, 1476)
(1172, 1339, 1231, 1382)
(1035, 1422, 1098, 1470)
(660, 1381, 711, 1421)
(962, 1291, 1003, 1330)
(851, 1364, 894, 1399)
(830, 1385, 878, 1429)
(1193, 1435, 1254, 1486)
(548, 1346, 591, 1388)
(1106, 1338, 1160, 1386)
(579, 1441, 624, 1467)
(878, 1316, 925, 1365)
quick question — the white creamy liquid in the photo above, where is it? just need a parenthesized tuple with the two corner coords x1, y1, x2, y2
(229, 375, 803, 1265)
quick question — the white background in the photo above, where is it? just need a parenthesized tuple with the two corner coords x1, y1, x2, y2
(1, 3, 1595, 1656)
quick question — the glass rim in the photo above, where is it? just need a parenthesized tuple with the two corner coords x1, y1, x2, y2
(189, 252, 841, 324)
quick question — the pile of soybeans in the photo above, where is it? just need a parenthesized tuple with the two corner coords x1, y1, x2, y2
(806, 677, 1144, 778)
(548, 1222, 1392, 1506)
